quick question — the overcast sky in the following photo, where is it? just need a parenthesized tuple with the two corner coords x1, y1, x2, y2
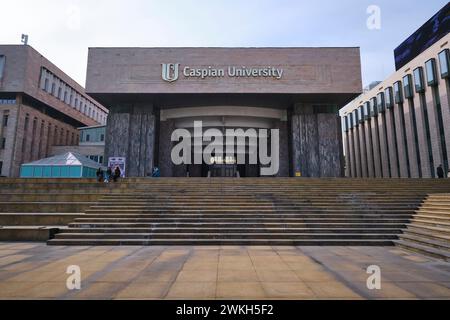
(1, 0, 447, 87)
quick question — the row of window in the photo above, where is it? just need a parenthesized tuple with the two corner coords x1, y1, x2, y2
(89, 155, 104, 164)
(344, 49, 450, 131)
(39, 67, 107, 125)
(0, 99, 16, 105)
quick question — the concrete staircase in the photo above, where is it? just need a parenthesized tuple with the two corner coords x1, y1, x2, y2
(0, 179, 107, 241)
(37, 178, 450, 246)
(394, 194, 450, 261)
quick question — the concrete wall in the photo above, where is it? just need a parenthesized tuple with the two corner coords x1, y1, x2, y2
(86, 47, 362, 95)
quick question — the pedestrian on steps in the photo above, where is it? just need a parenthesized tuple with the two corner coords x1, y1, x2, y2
(437, 164, 444, 179)
(113, 166, 121, 182)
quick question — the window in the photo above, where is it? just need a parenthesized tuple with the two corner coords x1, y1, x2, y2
(1, 137, 5, 149)
(0, 55, 5, 81)
(403, 75, 413, 99)
(358, 106, 364, 123)
(100, 134, 105, 142)
(86, 134, 90, 142)
(24, 114, 29, 131)
(348, 113, 354, 129)
(51, 83, 56, 96)
(370, 97, 378, 117)
(3, 114, 8, 127)
(377, 92, 385, 113)
(343, 116, 349, 132)
(44, 79, 49, 92)
(352, 109, 359, 127)
(363, 102, 370, 120)
(58, 87, 62, 100)
(99, 156, 104, 164)
(425, 59, 438, 86)
(438, 49, 449, 78)
(394, 81, 403, 104)
(384, 87, 393, 109)
(413, 67, 425, 93)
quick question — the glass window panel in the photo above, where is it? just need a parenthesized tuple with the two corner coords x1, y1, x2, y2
(384, 87, 394, 109)
(403, 75, 413, 99)
(425, 59, 437, 86)
(377, 92, 385, 112)
(413, 67, 425, 92)
(438, 49, 449, 78)
(34, 166, 43, 177)
(358, 106, 364, 123)
(370, 97, 378, 117)
(352, 110, 358, 127)
(394, 81, 403, 104)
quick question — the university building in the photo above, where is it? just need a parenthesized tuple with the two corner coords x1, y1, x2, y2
(86, 47, 362, 177)
(0, 45, 108, 177)
(341, 4, 450, 178)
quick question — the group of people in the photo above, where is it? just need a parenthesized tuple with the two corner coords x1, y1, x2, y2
(436, 164, 450, 179)
(96, 166, 122, 183)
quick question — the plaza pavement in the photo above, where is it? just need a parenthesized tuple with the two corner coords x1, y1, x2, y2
(0, 242, 449, 299)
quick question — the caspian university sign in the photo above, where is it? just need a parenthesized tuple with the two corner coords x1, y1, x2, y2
(162, 63, 284, 82)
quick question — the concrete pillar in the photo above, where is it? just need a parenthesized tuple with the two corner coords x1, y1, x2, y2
(370, 117, 383, 178)
(413, 93, 433, 178)
(403, 100, 420, 178)
(393, 104, 410, 178)
(385, 109, 400, 178)
(290, 104, 343, 177)
(358, 122, 368, 177)
(344, 132, 351, 177)
(363, 121, 374, 177)
(378, 113, 391, 178)
(104, 103, 155, 177)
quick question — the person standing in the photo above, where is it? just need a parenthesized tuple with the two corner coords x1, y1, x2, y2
(437, 164, 444, 179)
(113, 166, 121, 182)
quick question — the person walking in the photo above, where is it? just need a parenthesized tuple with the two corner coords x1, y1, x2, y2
(437, 164, 444, 179)
(96, 167, 104, 182)
(447, 169, 450, 178)
(113, 166, 121, 182)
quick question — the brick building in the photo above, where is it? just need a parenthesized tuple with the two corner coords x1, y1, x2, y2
(341, 5, 450, 178)
(0, 45, 108, 177)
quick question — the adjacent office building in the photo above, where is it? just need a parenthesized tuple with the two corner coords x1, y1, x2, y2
(341, 4, 450, 178)
(0, 45, 108, 177)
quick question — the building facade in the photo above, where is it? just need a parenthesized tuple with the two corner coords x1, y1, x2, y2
(86, 47, 362, 177)
(341, 33, 450, 178)
(0, 45, 108, 177)
(51, 125, 105, 164)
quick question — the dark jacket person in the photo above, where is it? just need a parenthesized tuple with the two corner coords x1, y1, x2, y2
(113, 166, 121, 182)
(437, 165, 444, 179)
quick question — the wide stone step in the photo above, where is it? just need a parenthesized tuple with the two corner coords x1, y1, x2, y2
(47, 238, 395, 246)
(402, 228, 450, 242)
(0, 213, 84, 226)
(79, 213, 413, 219)
(396, 234, 450, 252)
(58, 227, 402, 234)
(412, 214, 450, 222)
(411, 219, 450, 228)
(394, 240, 450, 261)
(0, 226, 62, 241)
(406, 224, 450, 236)
(68, 222, 408, 228)
(84, 209, 415, 214)
(53, 232, 398, 240)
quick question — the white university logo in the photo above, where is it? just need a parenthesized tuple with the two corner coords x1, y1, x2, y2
(162, 63, 180, 82)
